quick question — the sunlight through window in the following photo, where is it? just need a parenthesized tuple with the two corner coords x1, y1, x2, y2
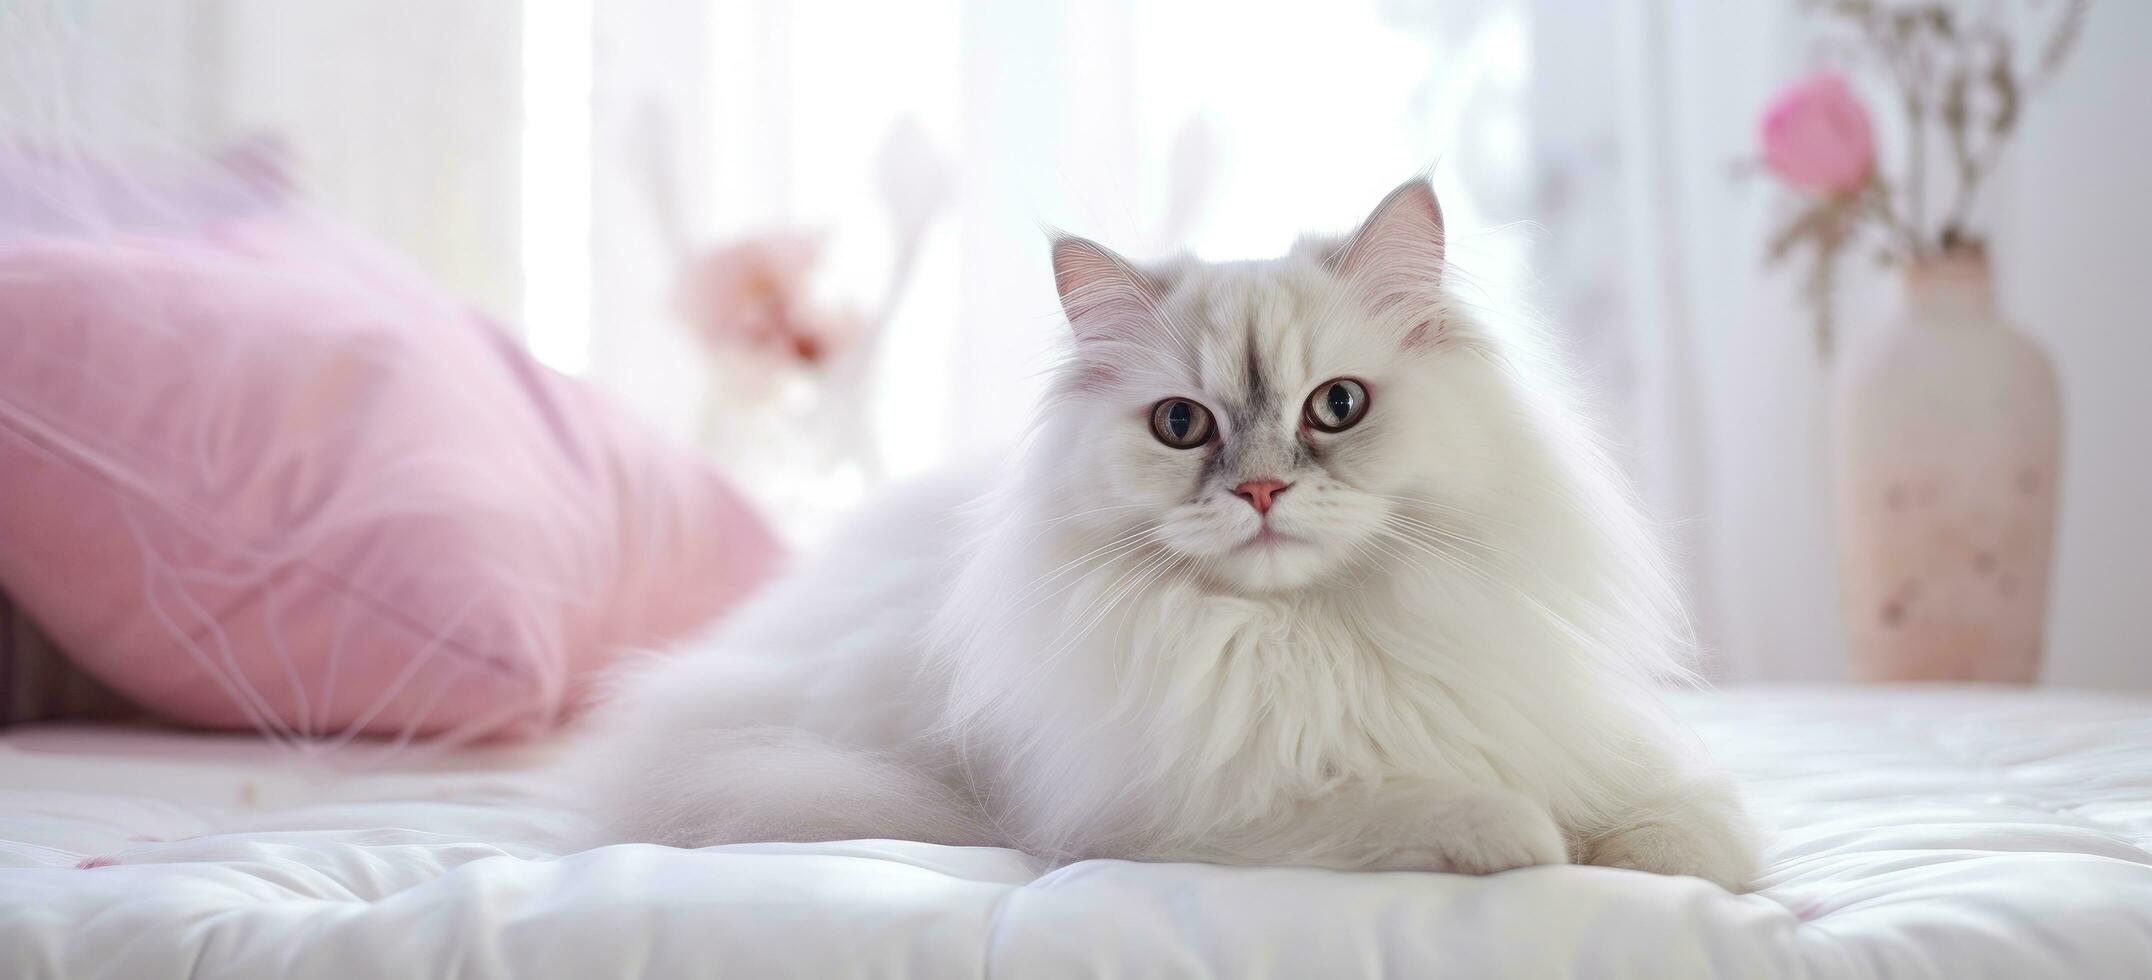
(520, 0, 593, 374)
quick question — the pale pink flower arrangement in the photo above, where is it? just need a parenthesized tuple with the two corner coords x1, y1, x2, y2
(635, 114, 952, 484)
(1758, 0, 2087, 358)
(674, 232, 861, 369)
(1760, 72, 1875, 196)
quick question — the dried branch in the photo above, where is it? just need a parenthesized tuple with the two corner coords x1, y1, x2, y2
(1937, 0, 2088, 237)
(1796, 0, 2091, 253)
(1773, 0, 2091, 360)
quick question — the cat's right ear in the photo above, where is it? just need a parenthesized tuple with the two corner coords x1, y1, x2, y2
(1050, 234, 1164, 342)
(1326, 178, 1446, 347)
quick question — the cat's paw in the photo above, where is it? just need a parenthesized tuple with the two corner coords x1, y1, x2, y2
(1585, 820, 1757, 892)
(1368, 787, 1568, 876)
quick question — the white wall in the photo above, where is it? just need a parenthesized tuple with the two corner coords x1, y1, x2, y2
(0, 0, 524, 319)
(1991, 0, 2152, 688)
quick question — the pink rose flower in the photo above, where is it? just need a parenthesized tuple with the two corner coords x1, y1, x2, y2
(1760, 72, 1875, 195)
(675, 232, 858, 367)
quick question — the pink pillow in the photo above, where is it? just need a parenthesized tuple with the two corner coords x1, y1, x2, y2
(0, 216, 783, 743)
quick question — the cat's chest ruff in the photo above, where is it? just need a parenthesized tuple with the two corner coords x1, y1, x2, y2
(1116, 592, 1463, 765)
(1132, 591, 1389, 674)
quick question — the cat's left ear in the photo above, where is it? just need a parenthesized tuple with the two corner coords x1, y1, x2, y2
(1328, 178, 1446, 343)
(1050, 233, 1165, 342)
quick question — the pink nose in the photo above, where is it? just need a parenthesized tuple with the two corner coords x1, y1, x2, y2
(1232, 478, 1291, 515)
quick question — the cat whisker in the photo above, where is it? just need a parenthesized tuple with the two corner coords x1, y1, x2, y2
(1378, 518, 1501, 589)
(1001, 523, 1162, 614)
(1366, 491, 1521, 532)
(1015, 503, 1156, 546)
(1380, 522, 1622, 661)
(1006, 530, 1168, 618)
(1012, 546, 1182, 700)
(1384, 512, 1507, 561)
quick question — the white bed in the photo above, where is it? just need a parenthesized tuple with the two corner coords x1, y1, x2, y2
(5, 685, 2150, 979)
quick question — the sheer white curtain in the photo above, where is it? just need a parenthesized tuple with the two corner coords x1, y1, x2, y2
(617, 0, 1844, 679)
(1, 0, 527, 317)
(21, 1, 2146, 684)
(2, 0, 1756, 670)
(567, 0, 1548, 543)
(583, 0, 1537, 454)
(1592, 0, 1850, 683)
(1538, 0, 1908, 682)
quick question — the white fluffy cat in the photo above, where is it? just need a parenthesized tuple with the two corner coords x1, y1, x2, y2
(576, 179, 1758, 890)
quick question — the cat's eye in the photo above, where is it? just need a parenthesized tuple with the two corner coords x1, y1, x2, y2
(1304, 378, 1370, 432)
(1150, 398, 1215, 449)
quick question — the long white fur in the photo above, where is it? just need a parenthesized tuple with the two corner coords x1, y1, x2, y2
(574, 179, 1758, 890)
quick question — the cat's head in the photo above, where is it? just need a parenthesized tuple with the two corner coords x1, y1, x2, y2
(1039, 178, 1529, 594)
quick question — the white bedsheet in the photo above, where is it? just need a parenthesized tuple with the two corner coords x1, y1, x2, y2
(4, 686, 2150, 979)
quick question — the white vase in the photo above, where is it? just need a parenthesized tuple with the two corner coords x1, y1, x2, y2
(1832, 248, 2061, 682)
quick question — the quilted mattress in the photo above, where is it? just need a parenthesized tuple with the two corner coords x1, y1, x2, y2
(4, 685, 2150, 978)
